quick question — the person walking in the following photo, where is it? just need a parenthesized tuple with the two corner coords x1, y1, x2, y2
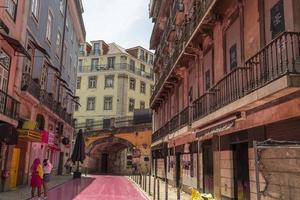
(30, 158, 43, 199)
(43, 159, 53, 199)
(64, 158, 72, 174)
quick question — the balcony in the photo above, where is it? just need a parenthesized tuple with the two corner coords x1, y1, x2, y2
(151, 0, 215, 105)
(0, 90, 20, 121)
(152, 106, 191, 143)
(193, 32, 300, 123)
(75, 115, 152, 136)
(21, 75, 75, 127)
(78, 63, 154, 80)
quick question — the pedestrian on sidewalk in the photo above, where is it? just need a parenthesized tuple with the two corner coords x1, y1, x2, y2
(30, 158, 44, 199)
(43, 159, 53, 199)
(64, 158, 72, 175)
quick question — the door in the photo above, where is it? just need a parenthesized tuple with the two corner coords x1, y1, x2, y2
(101, 153, 108, 173)
(203, 141, 214, 194)
(175, 153, 181, 187)
(10, 148, 20, 188)
(233, 143, 250, 200)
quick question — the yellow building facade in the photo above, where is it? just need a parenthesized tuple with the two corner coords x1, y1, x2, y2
(74, 40, 154, 129)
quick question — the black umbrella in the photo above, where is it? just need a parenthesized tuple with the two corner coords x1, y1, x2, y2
(71, 129, 85, 178)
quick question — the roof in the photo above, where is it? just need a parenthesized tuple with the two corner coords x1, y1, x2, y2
(108, 43, 129, 55)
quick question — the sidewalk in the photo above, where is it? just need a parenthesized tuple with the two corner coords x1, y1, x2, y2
(129, 175, 191, 200)
(0, 175, 72, 200)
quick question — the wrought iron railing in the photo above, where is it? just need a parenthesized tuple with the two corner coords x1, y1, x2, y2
(151, 0, 214, 104)
(78, 63, 154, 80)
(193, 32, 300, 121)
(21, 74, 75, 127)
(0, 90, 20, 120)
(152, 106, 191, 142)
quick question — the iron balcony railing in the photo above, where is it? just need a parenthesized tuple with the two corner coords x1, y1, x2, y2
(78, 63, 154, 80)
(151, 0, 214, 104)
(21, 74, 75, 127)
(193, 32, 300, 121)
(75, 116, 152, 136)
(0, 90, 20, 120)
(152, 106, 191, 143)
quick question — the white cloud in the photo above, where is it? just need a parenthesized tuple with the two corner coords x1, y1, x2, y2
(82, 0, 153, 49)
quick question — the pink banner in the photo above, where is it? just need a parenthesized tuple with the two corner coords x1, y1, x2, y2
(41, 130, 49, 144)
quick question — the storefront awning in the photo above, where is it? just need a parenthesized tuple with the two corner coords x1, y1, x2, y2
(0, 33, 31, 59)
(0, 123, 18, 145)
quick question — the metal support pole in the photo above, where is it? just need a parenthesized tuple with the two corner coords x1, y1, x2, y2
(253, 141, 261, 200)
(153, 176, 156, 200)
(157, 178, 160, 200)
(149, 174, 151, 195)
(177, 187, 181, 200)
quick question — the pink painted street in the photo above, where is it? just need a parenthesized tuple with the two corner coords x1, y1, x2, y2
(46, 176, 148, 200)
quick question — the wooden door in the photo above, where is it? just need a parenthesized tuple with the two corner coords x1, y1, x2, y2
(10, 148, 20, 188)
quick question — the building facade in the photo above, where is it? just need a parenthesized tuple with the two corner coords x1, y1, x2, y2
(74, 41, 154, 131)
(150, 0, 300, 199)
(0, 0, 30, 191)
(0, 0, 85, 191)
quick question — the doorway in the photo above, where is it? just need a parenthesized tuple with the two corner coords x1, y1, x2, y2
(203, 140, 214, 194)
(101, 153, 108, 173)
(233, 142, 250, 200)
(10, 148, 20, 188)
(175, 153, 181, 187)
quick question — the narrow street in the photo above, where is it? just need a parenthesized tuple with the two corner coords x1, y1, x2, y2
(47, 176, 148, 200)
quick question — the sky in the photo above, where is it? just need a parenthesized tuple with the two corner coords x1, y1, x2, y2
(82, 0, 154, 50)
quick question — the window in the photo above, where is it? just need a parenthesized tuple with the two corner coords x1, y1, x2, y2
(78, 59, 83, 72)
(150, 85, 154, 94)
(140, 81, 146, 94)
(79, 45, 84, 54)
(205, 70, 211, 91)
(86, 119, 94, 129)
(145, 53, 148, 63)
(107, 57, 115, 69)
(140, 64, 145, 76)
(129, 59, 135, 72)
(86, 97, 95, 110)
(6, 0, 17, 21)
(31, 0, 39, 19)
(75, 103, 79, 111)
(88, 76, 97, 88)
(150, 68, 154, 79)
(56, 31, 61, 56)
(91, 58, 99, 71)
(129, 98, 135, 112)
(140, 101, 145, 109)
(140, 49, 145, 60)
(105, 75, 114, 88)
(229, 44, 237, 70)
(40, 63, 47, 90)
(76, 77, 81, 89)
(46, 11, 53, 42)
(93, 43, 100, 54)
(59, 0, 64, 14)
(129, 78, 136, 90)
(0, 66, 9, 92)
(149, 55, 154, 65)
(271, 0, 285, 39)
(104, 96, 113, 110)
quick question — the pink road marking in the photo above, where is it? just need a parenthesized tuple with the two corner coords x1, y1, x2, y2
(73, 176, 148, 200)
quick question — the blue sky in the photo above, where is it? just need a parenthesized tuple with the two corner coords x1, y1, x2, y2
(82, 0, 153, 50)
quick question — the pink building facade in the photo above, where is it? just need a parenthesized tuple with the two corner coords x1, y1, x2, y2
(150, 0, 300, 199)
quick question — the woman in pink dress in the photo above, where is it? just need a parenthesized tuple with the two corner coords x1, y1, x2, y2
(31, 158, 44, 199)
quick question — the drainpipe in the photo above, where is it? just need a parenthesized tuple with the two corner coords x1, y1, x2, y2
(56, 0, 68, 176)
(57, 0, 68, 103)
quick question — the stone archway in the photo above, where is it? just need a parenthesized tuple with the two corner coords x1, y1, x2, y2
(85, 136, 135, 174)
